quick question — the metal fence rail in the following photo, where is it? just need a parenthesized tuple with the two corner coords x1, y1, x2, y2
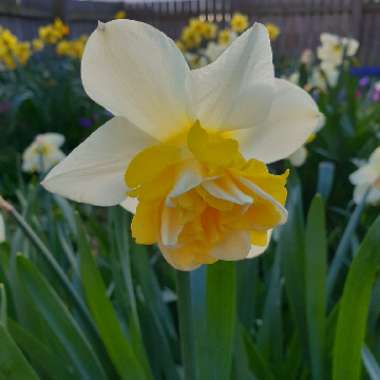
(1, 0, 379, 65)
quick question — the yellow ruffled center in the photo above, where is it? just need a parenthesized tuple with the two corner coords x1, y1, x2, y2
(125, 122, 289, 268)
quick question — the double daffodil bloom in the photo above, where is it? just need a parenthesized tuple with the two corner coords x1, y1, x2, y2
(42, 20, 322, 270)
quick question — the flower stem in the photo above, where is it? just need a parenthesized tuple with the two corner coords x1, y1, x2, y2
(176, 270, 196, 380)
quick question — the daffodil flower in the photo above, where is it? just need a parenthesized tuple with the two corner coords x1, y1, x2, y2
(350, 147, 380, 205)
(23, 133, 66, 174)
(42, 20, 322, 270)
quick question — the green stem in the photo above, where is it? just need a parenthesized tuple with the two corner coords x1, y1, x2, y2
(327, 188, 370, 298)
(176, 270, 196, 380)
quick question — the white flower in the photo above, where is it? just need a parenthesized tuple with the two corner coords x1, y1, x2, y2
(0, 212, 5, 243)
(185, 52, 208, 69)
(42, 20, 322, 270)
(22, 133, 66, 174)
(350, 147, 380, 205)
(288, 146, 308, 167)
(311, 67, 339, 90)
(317, 33, 359, 68)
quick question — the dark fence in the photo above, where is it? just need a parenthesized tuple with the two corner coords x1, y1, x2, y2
(1, 0, 380, 65)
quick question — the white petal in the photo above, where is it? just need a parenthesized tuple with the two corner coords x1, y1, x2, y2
(161, 206, 184, 247)
(234, 79, 323, 163)
(353, 184, 370, 205)
(120, 197, 138, 214)
(368, 187, 380, 205)
(191, 23, 275, 131)
(288, 146, 307, 167)
(209, 230, 251, 260)
(82, 20, 192, 140)
(202, 177, 252, 205)
(246, 230, 272, 258)
(39, 133, 65, 147)
(42, 117, 156, 206)
(166, 161, 203, 207)
(349, 165, 378, 186)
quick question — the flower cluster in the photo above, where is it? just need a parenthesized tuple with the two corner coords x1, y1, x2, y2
(0, 27, 32, 69)
(38, 18, 70, 44)
(177, 13, 280, 69)
(56, 35, 88, 59)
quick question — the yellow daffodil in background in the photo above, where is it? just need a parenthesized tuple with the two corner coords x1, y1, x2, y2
(32, 38, 44, 52)
(230, 12, 249, 33)
(114, 10, 127, 19)
(181, 26, 202, 49)
(218, 28, 236, 45)
(23, 133, 66, 174)
(265, 23, 280, 41)
(42, 20, 322, 270)
(350, 147, 380, 206)
(57, 35, 87, 59)
(201, 21, 217, 40)
(38, 18, 69, 44)
(0, 26, 32, 69)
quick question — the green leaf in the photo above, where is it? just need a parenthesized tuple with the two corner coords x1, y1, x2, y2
(242, 328, 275, 380)
(305, 195, 327, 380)
(8, 319, 74, 380)
(80, 228, 147, 380)
(0, 324, 40, 380)
(281, 174, 307, 348)
(0, 284, 6, 327)
(195, 262, 236, 380)
(16, 256, 107, 380)
(333, 216, 380, 380)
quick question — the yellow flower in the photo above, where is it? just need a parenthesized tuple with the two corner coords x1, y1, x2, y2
(32, 38, 44, 52)
(114, 10, 127, 19)
(230, 13, 249, 33)
(202, 22, 218, 39)
(13, 41, 31, 65)
(56, 36, 87, 59)
(266, 23, 280, 41)
(1, 30, 18, 48)
(43, 21, 322, 270)
(38, 19, 69, 44)
(218, 29, 232, 45)
(181, 26, 201, 49)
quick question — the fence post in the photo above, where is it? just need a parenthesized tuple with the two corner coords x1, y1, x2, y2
(351, 0, 363, 39)
(52, 0, 67, 21)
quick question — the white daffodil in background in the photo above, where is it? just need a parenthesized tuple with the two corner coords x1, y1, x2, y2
(42, 20, 322, 270)
(317, 33, 359, 68)
(350, 147, 380, 206)
(22, 133, 66, 174)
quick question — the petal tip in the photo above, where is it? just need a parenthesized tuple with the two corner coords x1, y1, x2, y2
(97, 21, 106, 31)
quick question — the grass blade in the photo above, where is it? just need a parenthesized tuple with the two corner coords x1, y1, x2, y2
(305, 195, 327, 380)
(333, 216, 380, 380)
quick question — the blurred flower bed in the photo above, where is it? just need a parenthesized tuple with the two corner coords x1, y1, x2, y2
(0, 12, 379, 380)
